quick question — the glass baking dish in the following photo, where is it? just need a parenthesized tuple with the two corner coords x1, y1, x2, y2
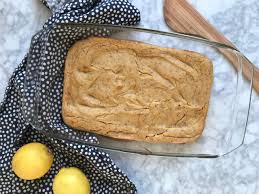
(23, 23, 253, 158)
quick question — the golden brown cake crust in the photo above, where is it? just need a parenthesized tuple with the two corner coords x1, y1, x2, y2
(62, 37, 213, 143)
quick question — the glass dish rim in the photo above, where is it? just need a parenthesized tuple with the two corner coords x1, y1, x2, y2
(25, 23, 253, 158)
(47, 23, 242, 52)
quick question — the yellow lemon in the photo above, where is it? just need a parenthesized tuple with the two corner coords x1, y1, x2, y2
(53, 167, 90, 194)
(12, 142, 53, 180)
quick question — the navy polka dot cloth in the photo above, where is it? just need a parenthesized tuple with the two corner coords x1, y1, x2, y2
(0, 0, 140, 193)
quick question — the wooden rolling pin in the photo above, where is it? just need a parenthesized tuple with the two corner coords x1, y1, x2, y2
(164, 0, 259, 93)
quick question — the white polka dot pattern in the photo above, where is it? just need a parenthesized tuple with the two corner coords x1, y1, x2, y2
(0, 0, 140, 193)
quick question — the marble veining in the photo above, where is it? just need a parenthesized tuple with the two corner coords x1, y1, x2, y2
(1, 0, 259, 193)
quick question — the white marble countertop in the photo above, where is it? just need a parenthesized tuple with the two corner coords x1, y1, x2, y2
(1, 0, 259, 193)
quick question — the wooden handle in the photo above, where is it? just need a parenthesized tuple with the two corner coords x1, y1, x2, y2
(164, 0, 259, 93)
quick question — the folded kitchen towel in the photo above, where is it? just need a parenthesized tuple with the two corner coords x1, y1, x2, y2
(0, 0, 140, 193)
